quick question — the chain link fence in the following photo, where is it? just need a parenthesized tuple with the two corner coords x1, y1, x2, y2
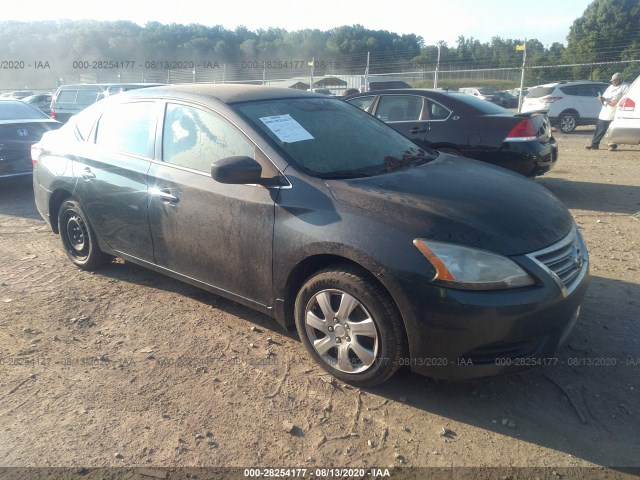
(3, 57, 639, 98)
(51, 58, 640, 91)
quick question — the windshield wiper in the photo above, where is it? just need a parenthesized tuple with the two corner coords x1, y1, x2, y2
(321, 169, 378, 179)
(380, 151, 435, 173)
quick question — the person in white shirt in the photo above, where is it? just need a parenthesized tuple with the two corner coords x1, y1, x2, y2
(586, 72, 629, 150)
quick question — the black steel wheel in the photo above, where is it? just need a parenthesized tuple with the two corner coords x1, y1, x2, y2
(58, 199, 109, 270)
(294, 265, 406, 387)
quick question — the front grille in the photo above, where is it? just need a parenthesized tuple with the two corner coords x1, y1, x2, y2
(527, 226, 588, 296)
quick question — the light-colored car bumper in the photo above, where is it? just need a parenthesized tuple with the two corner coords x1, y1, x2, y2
(606, 117, 640, 145)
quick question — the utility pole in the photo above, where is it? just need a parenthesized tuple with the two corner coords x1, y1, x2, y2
(434, 44, 441, 89)
(364, 52, 370, 92)
(517, 39, 527, 112)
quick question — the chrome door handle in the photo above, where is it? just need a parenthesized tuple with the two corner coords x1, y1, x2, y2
(81, 168, 96, 180)
(153, 188, 179, 205)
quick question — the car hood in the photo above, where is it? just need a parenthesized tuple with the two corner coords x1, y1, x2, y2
(325, 155, 573, 256)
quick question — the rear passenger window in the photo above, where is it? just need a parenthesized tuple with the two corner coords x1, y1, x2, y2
(76, 89, 103, 103)
(376, 95, 424, 121)
(347, 96, 376, 112)
(560, 84, 601, 97)
(428, 100, 451, 120)
(57, 90, 78, 102)
(162, 103, 254, 173)
(95, 102, 155, 157)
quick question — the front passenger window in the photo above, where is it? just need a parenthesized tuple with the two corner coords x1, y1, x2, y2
(163, 103, 254, 173)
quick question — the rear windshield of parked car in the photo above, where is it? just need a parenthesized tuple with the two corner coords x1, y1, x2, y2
(453, 94, 510, 114)
(526, 87, 557, 98)
(0, 101, 50, 120)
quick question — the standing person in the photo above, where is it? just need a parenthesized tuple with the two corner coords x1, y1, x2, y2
(586, 72, 628, 150)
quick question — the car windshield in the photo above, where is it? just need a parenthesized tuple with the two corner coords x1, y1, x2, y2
(477, 87, 497, 95)
(0, 101, 50, 120)
(236, 97, 436, 178)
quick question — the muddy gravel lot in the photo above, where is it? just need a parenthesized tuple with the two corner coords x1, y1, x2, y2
(0, 129, 639, 479)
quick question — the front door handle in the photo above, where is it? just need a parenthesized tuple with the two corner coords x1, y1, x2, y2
(410, 127, 427, 134)
(81, 167, 96, 180)
(153, 187, 179, 205)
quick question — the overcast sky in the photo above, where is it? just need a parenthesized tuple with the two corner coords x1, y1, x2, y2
(4, 0, 594, 46)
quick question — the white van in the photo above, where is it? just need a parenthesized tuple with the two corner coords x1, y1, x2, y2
(606, 74, 640, 147)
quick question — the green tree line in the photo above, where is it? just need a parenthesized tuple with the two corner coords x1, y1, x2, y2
(1, 0, 638, 89)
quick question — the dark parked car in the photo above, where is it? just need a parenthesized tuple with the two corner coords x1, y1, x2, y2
(22, 93, 53, 116)
(50, 83, 164, 123)
(345, 88, 558, 177)
(33, 84, 588, 386)
(495, 91, 519, 108)
(368, 80, 412, 91)
(7, 90, 35, 99)
(0, 99, 60, 179)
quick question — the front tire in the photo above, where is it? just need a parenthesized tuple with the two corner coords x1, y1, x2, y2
(294, 265, 406, 387)
(58, 199, 110, 270)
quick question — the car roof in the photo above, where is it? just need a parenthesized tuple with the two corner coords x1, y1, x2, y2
(346, 88, 477, 99)
(532, 80, 609, 88)
(56, 84, 111, 89)
(120, 83, 325, 104)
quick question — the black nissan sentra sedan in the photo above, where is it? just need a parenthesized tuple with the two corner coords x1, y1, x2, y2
(345, 89, 558, 177)
(32, 84, 589, 387)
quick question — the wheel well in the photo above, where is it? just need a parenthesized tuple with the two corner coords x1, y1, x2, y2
(558, 109, 579, 118)
(281, 255, 404, 334)
(48, 189, 74, 234)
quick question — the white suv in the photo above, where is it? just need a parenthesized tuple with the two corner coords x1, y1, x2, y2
(605, 74, 640, 147)
(521, 80, 609, 133)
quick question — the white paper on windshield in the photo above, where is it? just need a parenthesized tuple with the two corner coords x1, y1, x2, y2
(259, 114, 314, 143)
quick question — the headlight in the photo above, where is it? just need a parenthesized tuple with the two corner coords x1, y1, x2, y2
(413, 239, 535, 290)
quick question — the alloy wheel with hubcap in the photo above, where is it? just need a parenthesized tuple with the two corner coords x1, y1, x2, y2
(558, 113, 577, 133)
(295, 266, 406, 387)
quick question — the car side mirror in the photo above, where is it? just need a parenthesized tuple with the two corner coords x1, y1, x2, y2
(211, 156, 263, 185)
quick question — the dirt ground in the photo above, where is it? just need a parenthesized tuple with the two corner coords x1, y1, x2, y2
(0, 128, 639, 479)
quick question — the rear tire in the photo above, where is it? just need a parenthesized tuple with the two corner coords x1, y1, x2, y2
(294, 265, 406, 387)
(557, 113, 577, 133)
(58, 199, 110, 270)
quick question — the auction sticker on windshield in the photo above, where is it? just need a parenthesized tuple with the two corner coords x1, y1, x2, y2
(259, 114, 314, 143)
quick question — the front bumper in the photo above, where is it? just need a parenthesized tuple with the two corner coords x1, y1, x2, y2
(392, 229, 589, 380)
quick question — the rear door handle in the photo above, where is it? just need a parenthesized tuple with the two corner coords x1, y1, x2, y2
(410, 127, 427, 134)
